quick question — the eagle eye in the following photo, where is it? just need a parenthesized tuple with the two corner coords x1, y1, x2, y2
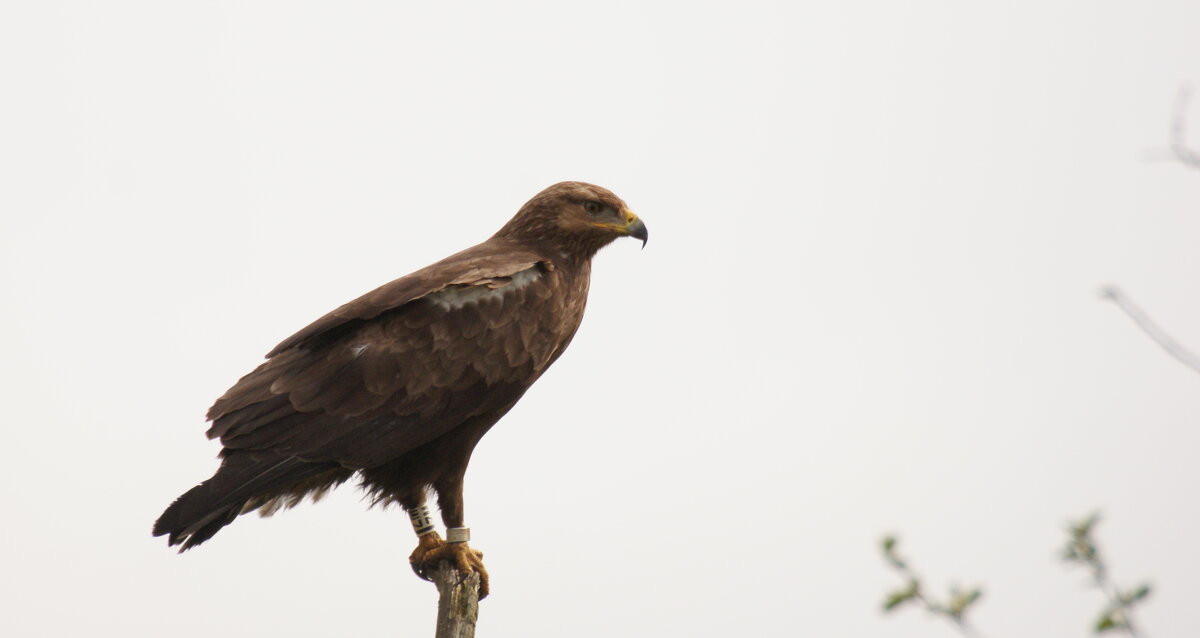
(583, 200, 605, 215)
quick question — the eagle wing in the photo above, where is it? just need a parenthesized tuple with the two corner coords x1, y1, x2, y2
(203, 238, 562, 469)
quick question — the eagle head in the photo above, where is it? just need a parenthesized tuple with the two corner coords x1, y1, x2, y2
(496, 182, 648, 255)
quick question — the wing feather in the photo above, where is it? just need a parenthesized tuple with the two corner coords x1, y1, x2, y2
(264, 239, 543, 357)
(204, 245, 561, 470)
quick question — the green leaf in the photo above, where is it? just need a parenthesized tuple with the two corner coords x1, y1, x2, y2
(947, 586, 983, 617)
(1125, 583, 1151, 604)
(1095, 613, 1117, 633)
(1061, 536, 1098, 565)
(882, 536, 897, 553)
(881, 536, 907, 569)
(882, 589, 913, 612)
(882, 579, 920, 612)
(1095, 610, 1128, 634)
(1071, 512, 1101, 537)
(882, 591, 908, 612)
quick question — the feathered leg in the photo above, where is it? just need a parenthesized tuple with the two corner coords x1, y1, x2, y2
(408, 470, 489, 598)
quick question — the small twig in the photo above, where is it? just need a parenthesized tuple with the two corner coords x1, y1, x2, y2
(880, 537, 987, 638)
(1062, 513, 1151, 638)
(913, 587, 985, 638)
(1087, 557, 1145, 638)
(432, 564, 480, 638)
(1101, 286, 1200, 374)
(1096, 578, 1144, 638)
(1169, 84, 1200, 168)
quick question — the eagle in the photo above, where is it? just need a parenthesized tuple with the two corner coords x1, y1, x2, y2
(153, 182, 647, 597)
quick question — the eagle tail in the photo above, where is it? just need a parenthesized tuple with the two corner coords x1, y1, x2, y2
(153, 453, 345, 551)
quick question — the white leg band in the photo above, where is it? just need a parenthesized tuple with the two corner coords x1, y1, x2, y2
(409, 504, 436, 536)
(446, 527, 470, 543)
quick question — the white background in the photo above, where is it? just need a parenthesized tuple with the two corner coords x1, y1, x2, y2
(3, 2, 1199, 636)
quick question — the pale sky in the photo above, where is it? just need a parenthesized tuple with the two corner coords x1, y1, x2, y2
(3, 2, 1200, 637)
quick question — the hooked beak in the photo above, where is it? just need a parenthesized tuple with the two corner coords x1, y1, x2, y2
(622, 210, 648, 248)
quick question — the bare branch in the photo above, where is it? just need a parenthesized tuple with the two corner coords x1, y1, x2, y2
(1169, 85, 1200, 168)
(1101, 286, 1200, 374)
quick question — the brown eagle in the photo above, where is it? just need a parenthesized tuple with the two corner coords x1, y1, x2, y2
(153, 182, 647, 597)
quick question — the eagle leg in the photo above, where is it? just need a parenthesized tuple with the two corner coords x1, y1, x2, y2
(409, 532, 490, 598)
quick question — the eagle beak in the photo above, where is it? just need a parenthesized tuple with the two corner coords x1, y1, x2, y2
(623, 211, 648, 248)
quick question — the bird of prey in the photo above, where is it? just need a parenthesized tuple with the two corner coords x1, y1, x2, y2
(153, 182, 647, 597)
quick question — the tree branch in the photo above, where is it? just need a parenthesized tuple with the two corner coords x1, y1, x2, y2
(1100, 286, 1200, 374)
(432, 564, 481, 638)
(1169, 84, 1200, 168)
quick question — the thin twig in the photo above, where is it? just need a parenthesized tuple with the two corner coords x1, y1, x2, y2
(1100, 286, 1200, 374)
(1170, 85, 1200, 168)
(901, 572, 985, 638)
(881, 538, 988, 638)
(1063, 514, 1149, 638)
(1095, 576, 1144, 638)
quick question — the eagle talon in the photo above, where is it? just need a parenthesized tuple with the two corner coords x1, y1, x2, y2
(408, 532, 444, 581)
(409, 533, 490, 599)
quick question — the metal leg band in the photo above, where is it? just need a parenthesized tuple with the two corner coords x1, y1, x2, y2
(446, 527, 470, 543)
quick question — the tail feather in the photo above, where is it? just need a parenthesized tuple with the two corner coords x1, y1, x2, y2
(153, 453, 346, 551)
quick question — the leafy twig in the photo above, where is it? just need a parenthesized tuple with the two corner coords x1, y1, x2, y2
(1061, 513, 1152, 637)
(880, 536, 986, 638)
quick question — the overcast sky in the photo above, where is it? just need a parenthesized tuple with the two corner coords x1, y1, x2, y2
(3, 2, 1200, 637)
